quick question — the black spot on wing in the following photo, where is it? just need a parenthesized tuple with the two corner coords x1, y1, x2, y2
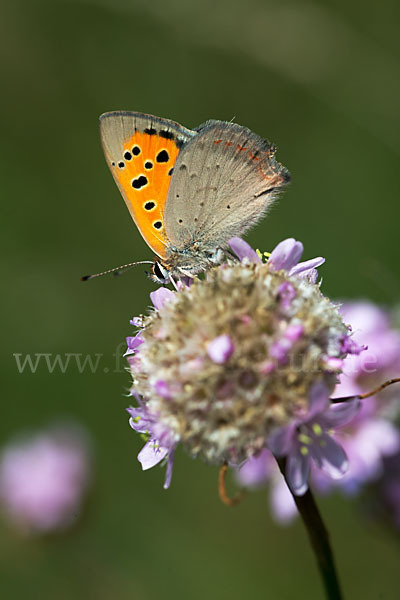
(132, 175, 148, 190)
(156, 150, 169, 163)
(159, 130, 174, 140)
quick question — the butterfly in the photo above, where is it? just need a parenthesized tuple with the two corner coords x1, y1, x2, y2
(85, 111, 290, 283)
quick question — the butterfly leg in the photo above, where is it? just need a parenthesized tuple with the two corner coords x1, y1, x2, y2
(168, 276, 180, 291)
(177, 267, 196, 279)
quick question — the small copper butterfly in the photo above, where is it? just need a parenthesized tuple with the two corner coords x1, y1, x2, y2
(84, 111, 290, 283)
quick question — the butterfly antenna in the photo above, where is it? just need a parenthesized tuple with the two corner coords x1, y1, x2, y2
(81, 260, 154, 281)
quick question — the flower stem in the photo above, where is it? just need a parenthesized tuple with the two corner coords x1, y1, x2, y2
(331, 376, 400, 404)
(218, 463, 245, 506)
(277, 458, 343, 600)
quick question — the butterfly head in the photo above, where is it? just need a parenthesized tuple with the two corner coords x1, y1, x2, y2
(149, 261, 171, 284)
(148, 245, 229, 284)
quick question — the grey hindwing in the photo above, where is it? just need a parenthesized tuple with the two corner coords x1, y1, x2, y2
(163, 120, 290, 250)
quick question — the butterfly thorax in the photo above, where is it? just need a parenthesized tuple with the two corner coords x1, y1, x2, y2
(150, 243, 229, 283)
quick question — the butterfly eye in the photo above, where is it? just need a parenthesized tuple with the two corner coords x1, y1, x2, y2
(152, 262, 169, 284)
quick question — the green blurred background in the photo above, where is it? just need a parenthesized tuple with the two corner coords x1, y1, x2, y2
(2, 0, 400, 597)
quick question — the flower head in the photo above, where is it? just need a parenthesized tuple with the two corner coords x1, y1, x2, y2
(237, 300, 400, 520)
(0, 424, 92, 535)
(126, 238, 357, 489)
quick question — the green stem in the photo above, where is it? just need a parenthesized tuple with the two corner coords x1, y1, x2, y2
(277, 458, 344, 600)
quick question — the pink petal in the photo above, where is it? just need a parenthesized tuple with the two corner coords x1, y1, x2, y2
(285, 324, 304, 342)
(207, 334, 235, 364)
(307, 381, 330, 419)
(323, 357, 344, 372)
(277, 281, 296, 309)
(124, 333, 144, 356)
(322, 398, 360, 429)
(268, 423, 296, 456)
(355, 419, 400, 458)
(286, 451, 310, 495)
(228, 237, 262, 263)
(269, 239, 303, 272)
(163, 447, 176, 489)
(269, 337, 292, 364)
(269, 474, 298, 524)
(137, 440, 168, 470)
(130, 316, 144, 327)
(150, 288, 175, 310)
(311, 434, 349, 479)
(154, 380, 172, 399)
(289, 257, 325, 276)
(236, 449, 272, 487)
(127, 408, 152, 434)
(339, 302, 389, 337)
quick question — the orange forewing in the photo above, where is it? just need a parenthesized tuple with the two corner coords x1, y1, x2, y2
(111, 131, 180, 259)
